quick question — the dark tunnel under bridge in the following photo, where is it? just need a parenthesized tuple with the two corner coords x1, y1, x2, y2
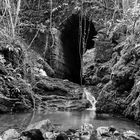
(49, 13, 97, 84)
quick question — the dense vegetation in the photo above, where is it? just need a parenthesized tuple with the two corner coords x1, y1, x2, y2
(0, 0, 140, 124)
(84, 0, 140, 124)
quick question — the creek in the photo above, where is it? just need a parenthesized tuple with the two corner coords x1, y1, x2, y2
(83, 88, 97, 111)
(0, 111, 140, 134)
(0, 89, 140, 134)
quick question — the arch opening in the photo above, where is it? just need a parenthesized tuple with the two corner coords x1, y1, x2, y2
(60, 13, 97, 84)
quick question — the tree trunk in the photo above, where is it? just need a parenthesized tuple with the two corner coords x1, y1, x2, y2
(122, 0, 130, 13)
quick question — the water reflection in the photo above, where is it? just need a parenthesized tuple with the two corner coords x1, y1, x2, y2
(81, 110, 96, 123)
(0, 113, 33, 133)
(0, 111, 140, 133)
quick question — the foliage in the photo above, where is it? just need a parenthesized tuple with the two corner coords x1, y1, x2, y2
(94, 1, 140, 123)
(1, 0, 140, 121)
(0, 0, 37, 112)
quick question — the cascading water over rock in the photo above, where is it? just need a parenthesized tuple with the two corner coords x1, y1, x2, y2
(83, 88, 97, 111)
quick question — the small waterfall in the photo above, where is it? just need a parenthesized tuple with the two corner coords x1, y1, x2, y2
(83, 88, 97, 111)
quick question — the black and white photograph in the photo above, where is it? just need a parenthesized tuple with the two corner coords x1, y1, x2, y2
(0, 0, 140, 140)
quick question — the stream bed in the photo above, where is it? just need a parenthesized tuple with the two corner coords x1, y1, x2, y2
(0, 110, 140, 134)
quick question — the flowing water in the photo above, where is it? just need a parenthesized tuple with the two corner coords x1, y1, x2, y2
(0, 111, 140, 134)
(0, 89, 140, 134)
(83, 88, 97, 111)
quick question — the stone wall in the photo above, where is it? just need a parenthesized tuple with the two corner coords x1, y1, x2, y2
(21, 10, 97, 84)
(48, 28, 72, 79)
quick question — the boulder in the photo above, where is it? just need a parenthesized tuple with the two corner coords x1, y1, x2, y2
(44, 131, 57, 139)
(74, 131, 80, 140)
(123, 130, 140, 140)
(65, 129, 77, 135)
(80, 123, 97, 140)
(114, 130, 120, 136)
(96, 126, 110, 137)
(56, 133, 69, 140)
(20, 129, 44, 140)
(109, 125, 116, 134)
(80, 123, 95, 140)
(26, 119, 54, 133)
(2, 129, 19, 140)
(69, 129, 77, 133)
(80, 133, 91, 140)
(80, 123, 94, 134)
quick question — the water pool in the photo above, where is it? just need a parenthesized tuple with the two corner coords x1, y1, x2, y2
(0, 110, 139, 134)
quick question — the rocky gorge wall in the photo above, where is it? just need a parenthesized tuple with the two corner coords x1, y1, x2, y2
(22, 12, 97, 84)
(83, 22, 140, 124)
(46, 28, 72, 81)
(53, 13, 97, 83)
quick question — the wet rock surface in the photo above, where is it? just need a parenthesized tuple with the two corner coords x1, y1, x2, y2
(83, 24, 140, 124)
(1, 121, 139, 140)
(20, 129, 45, 140)
(34, 77, 90, 111)
(26, 119, 54, 133)
(1, 129, 20, 140)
